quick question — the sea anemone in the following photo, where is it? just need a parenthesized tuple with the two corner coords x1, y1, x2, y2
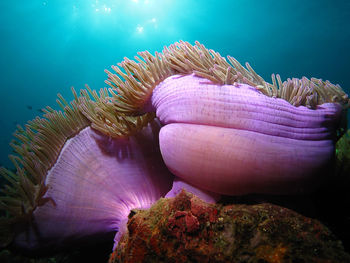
(102, 40, 348, 197)
(0, 41, 348, 253)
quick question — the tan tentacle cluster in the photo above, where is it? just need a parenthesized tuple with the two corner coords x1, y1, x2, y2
(0, 91, 89, 230)
(78, 84, 155, 138)
(101, 40, 349, 119)
(104, 50, 173, 115)
(265, 75, 349, 108)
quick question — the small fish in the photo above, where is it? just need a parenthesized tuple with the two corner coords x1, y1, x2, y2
(26, 105, 33, 110)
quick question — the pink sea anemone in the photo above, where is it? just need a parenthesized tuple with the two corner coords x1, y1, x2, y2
(104, 41, 348, 199)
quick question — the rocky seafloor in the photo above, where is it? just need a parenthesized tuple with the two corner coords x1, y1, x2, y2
(110, 190, 350, 263)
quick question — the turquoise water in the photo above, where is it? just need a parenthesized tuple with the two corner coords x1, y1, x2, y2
(0, 0, 349, 169)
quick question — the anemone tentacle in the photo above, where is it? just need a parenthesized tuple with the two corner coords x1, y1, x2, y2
(0, 92, 89, 221)
(100, 41, 348, 124)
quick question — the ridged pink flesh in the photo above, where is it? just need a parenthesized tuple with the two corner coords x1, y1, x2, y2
(160, 123, 333, 195)
(150, 74, 342, 195)
(151, 74, 341, 141)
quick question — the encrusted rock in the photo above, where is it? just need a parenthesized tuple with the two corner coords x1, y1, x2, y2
(110, 190, 350, 263)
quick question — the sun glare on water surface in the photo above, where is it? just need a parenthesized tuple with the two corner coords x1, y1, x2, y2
(51, 0, 171, 36)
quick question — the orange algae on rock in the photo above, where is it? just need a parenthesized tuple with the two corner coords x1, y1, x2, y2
(110, 190, 350, 263)
(255, 244, 287, 263)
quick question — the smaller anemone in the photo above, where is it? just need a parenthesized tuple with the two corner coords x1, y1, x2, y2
(0, 89, 173, 252)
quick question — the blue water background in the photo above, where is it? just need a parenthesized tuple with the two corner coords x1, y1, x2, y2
(0, 0, 349, 169)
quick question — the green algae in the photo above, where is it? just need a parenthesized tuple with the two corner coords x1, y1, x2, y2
(336, 129, 350, 177)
